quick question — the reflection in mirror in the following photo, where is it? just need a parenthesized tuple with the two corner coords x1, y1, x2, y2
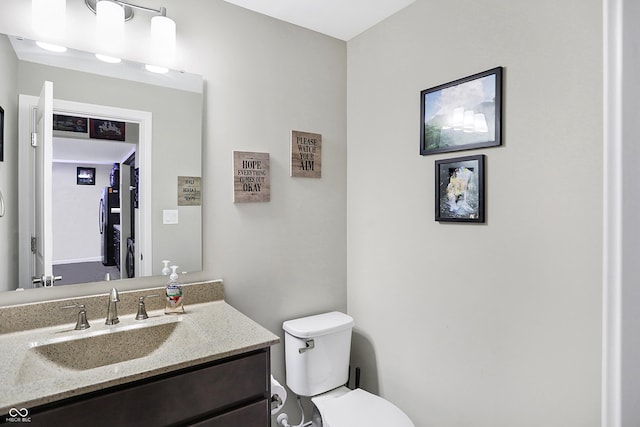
(0, 33, 203, 293)
(52, 118, 138, 285)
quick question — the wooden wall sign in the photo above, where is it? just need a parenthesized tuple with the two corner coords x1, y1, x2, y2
(291, 130, 322, 178)
(233, 151, 270, 203)
(178, 176, 201, 206)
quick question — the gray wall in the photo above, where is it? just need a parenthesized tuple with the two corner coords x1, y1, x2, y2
(52, 163, 110, 263)
(0, 34, 18, 291)
(346, 0, 602, 426)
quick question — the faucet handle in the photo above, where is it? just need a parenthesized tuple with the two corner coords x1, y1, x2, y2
(62, 303, 91, 330)
(136, 295, 159, 320)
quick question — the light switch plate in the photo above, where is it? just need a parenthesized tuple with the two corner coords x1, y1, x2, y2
(163, 209, 179, 225)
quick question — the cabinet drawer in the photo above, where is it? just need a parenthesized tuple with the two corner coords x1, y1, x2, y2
(32, 350, 270, 427)
(190, 399, 269, 427)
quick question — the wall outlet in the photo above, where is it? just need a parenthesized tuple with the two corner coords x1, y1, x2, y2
(163, 209, 179, 225)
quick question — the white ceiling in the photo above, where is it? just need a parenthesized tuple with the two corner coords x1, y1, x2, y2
(222, 0, 416, 41)
(53, 137, 136, 164)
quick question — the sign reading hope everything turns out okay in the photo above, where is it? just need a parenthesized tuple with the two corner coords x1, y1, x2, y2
(233, 151, 271, 203)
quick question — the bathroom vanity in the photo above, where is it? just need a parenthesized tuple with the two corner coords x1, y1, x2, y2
(30, 349, 271, 426)
(0, 280, 279, 426)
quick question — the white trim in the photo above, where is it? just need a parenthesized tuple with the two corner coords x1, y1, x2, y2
(603, 0, 622, 425)
(18, 96, 153, 287)
(53, 257, 102, 265)
(18, 95, 36, 289)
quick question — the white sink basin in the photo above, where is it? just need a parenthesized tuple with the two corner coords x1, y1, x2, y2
(26, 317, 187, 371)
(32, 322, 180, 370)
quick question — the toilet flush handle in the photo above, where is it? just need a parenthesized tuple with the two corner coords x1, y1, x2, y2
(299, 339, 315, 354)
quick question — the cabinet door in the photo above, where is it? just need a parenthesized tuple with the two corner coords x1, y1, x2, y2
(189, 399, 269, 427)
(32, 350, 270, 427)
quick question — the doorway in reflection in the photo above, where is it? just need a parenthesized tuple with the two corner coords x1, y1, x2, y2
(50, 118, 138, 285)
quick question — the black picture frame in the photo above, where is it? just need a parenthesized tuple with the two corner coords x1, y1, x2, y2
(420, 67, 502, 155)
(77, 167, 96, 185)
(0, 106, 4, 162)
(435, 154, 485, 223)
(89, 118, 126, 141)
(53, 114, 88, 133)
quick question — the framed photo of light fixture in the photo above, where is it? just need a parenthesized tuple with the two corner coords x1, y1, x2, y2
(420, 67, 502, 155)
(435, 155, 485, 223)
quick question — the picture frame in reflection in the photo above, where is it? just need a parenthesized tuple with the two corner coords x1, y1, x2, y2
(53, 114, 88, 133)
(77, 167, 96, 186)
(90, 118, 126, 141)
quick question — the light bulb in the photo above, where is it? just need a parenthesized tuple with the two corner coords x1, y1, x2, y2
(96, 0, 124, 59)
(32, 0, 66, 49)
(150, 15, 176, 64)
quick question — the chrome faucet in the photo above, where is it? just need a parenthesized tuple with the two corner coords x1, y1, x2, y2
(105, 287, 120, 325)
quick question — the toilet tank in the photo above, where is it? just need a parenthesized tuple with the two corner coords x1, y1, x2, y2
(283, 311, 354, 397)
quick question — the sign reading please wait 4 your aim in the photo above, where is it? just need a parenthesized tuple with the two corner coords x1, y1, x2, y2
(291, 130, 321, 178)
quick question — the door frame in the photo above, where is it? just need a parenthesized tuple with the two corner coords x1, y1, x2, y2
(602, 0, 640, 425)
(18, 95, 153, 288)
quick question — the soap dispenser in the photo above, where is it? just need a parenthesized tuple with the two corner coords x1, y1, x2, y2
(161, 260, 171, 276)
(164, 265, 184, 315)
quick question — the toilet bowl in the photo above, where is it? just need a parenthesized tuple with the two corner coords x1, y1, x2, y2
(311, 386, 414, 427)
(282, 312, 414, 427)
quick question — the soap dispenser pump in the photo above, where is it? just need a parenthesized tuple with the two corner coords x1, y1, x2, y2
(164, 265, 184, 315)
(161, 260, 171, 276)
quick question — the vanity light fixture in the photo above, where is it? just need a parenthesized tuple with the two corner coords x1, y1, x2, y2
(32, 0, 67, 53)
(86, 0, 176, 71)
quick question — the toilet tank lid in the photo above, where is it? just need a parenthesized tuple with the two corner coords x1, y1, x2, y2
(283, 311, 354, 338)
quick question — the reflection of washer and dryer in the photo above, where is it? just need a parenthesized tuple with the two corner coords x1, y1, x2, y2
(126, 237, 135, 278)
(99, 185, 119, 266)
(100, 163, 137, 277)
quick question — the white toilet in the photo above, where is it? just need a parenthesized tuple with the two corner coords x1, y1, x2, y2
(283, 311, 414, 427)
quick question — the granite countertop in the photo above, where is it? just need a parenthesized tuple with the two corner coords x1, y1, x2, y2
(0, 281, 279, 413)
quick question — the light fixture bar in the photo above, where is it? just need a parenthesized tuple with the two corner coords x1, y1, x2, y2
(85, 0, 167, 19)
(115, 1, 166, 16)
(85, 0, 133, 20)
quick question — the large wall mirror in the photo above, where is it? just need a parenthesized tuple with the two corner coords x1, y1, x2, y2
(1, 33, 203, 294)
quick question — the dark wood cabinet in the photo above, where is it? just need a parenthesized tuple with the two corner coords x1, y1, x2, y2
(29, 348, 271, 427)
